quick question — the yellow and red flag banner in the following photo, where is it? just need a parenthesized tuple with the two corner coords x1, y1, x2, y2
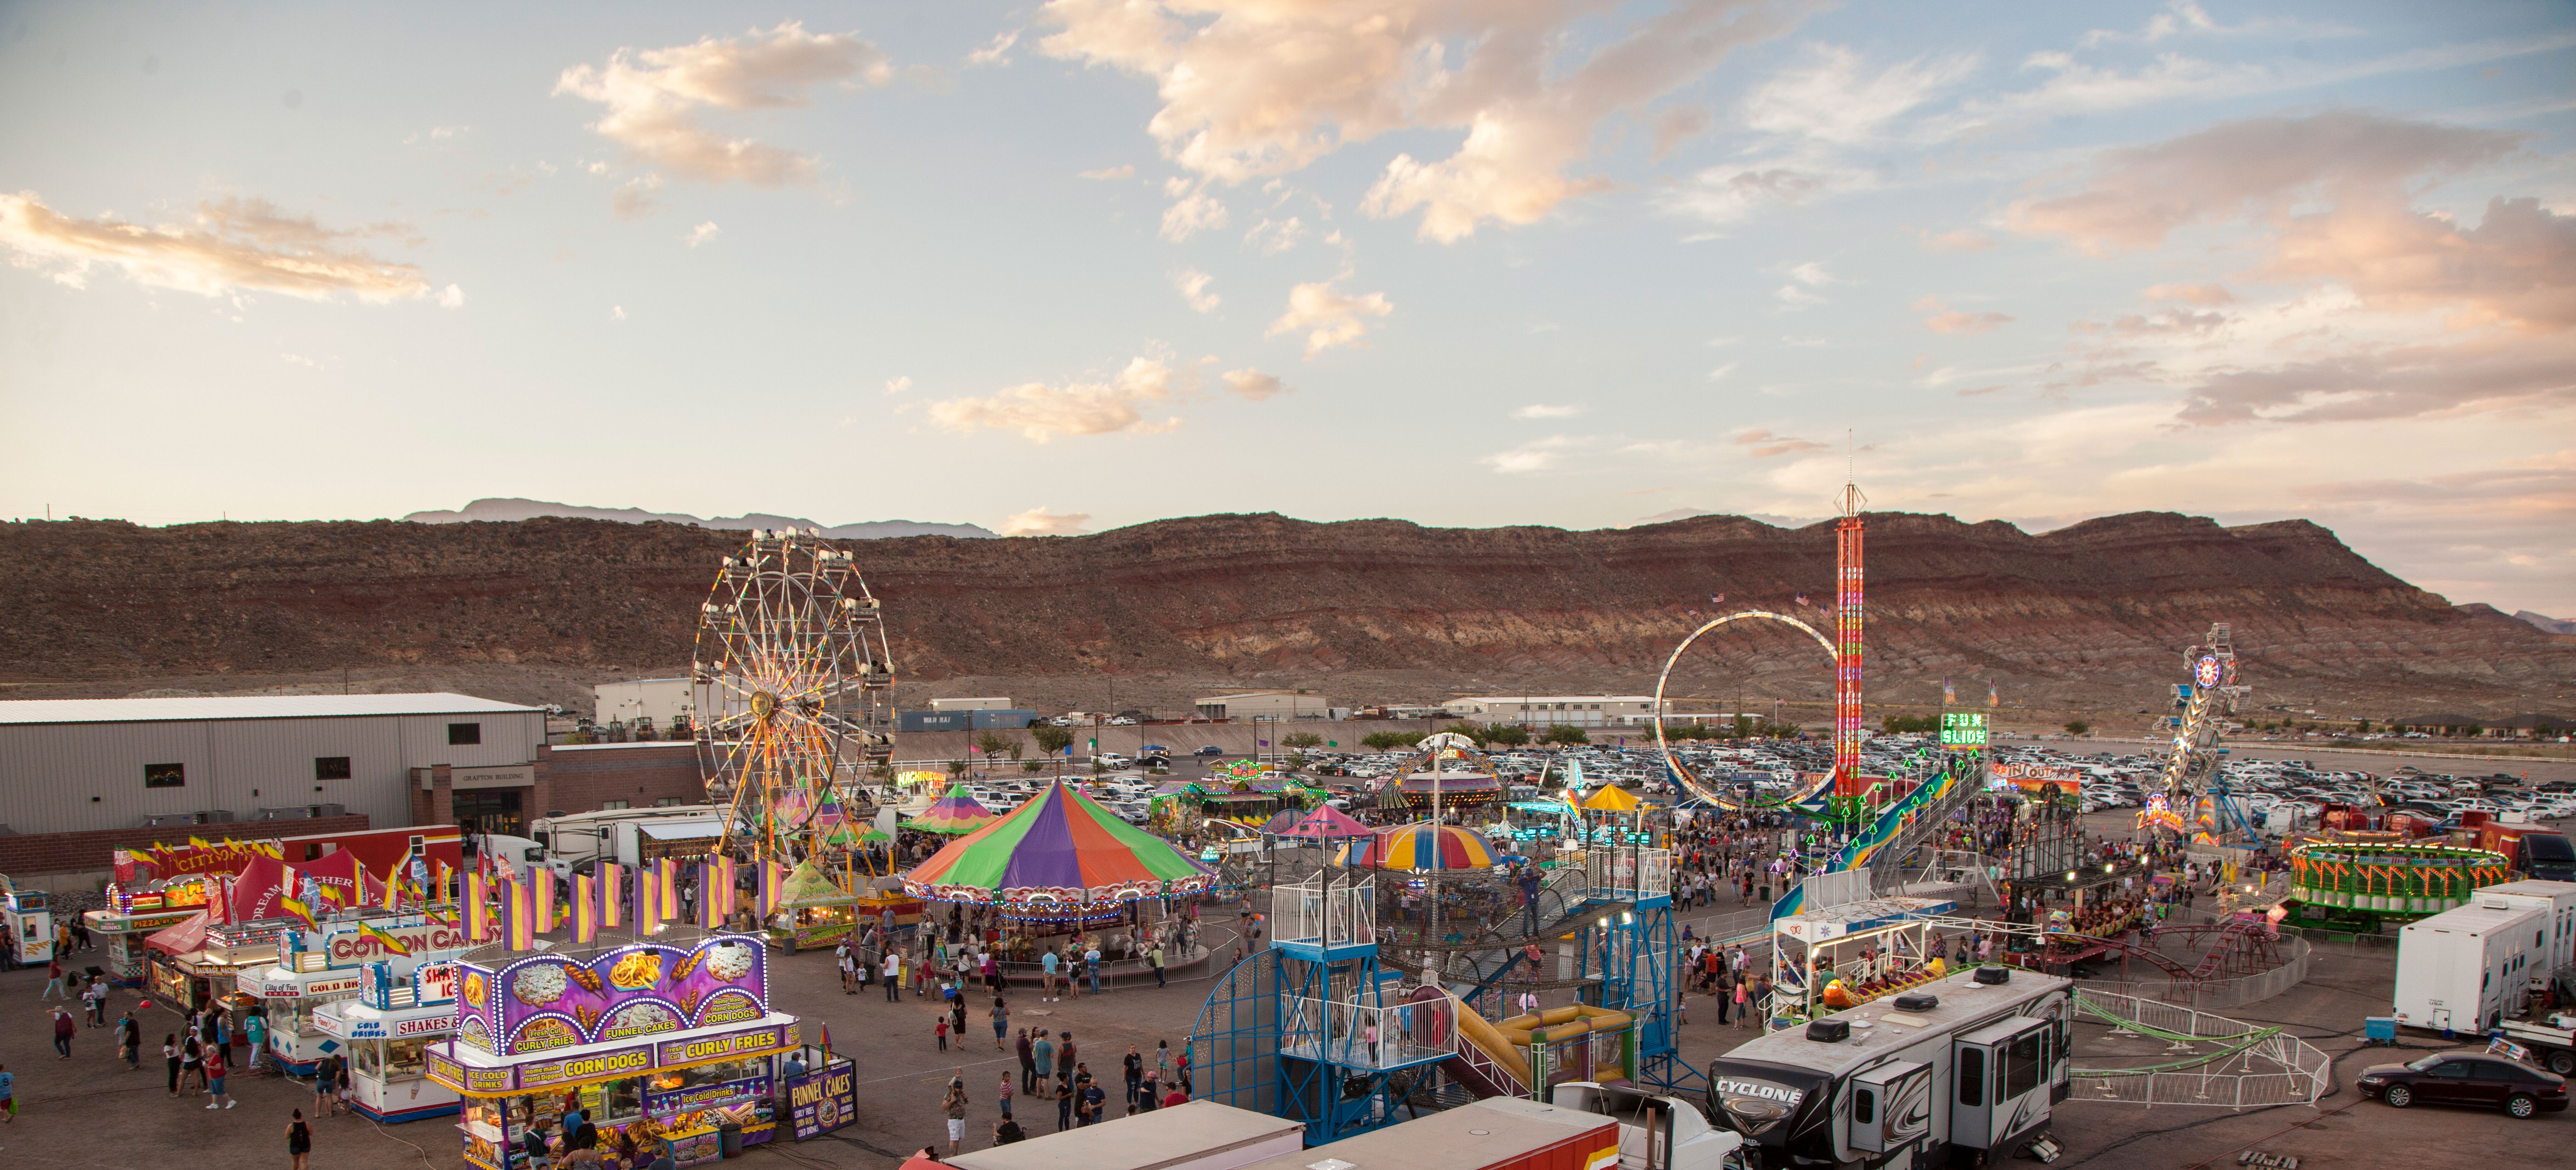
(600, 862, 623, 929)
(637, 866, 658, 936)
(716, 857, 737, 923)
(573, 873, 597, 944)
(355, 919, 411, 956)
(278, 895, 316, 930)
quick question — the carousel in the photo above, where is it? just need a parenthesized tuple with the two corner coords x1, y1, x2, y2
(902, 781, 1217, 971)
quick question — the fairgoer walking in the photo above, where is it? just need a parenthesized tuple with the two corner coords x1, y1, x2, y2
(287, 1108, 313, 1170)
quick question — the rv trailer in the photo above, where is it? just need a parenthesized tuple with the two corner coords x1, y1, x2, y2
(1701, 965, 2073, 1169)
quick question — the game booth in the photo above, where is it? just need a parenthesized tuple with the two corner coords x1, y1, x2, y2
(314, 959, 466, 1122)
(763, 861, 864, 953)
(426, 927, 810, 1170)
(86, 875, 212, 985)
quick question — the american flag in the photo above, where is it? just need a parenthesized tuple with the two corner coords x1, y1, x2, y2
(1686, 608, 1699, 617)
(1710, 593, 1725, 604)
(1793, 593, 1810, 607)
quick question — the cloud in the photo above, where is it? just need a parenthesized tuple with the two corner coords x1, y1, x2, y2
(1513, 404, 1583, 419)
(2144, 282, 2233, 305)
(1776, 284, 1826, 307)
(1732, 427, 1827, 457)
(1786, 261, 1837, 287)
(555, 21, 891, 187)
(612, 175, 663, 220)
(2014, 112, 2572, 331)
(1919, 229, 1993, 252)
(2070, 309, 2226, 337)
(1000, 506, 1093, 536)
(1266, 274, 1394, 357)
(1243, 215, 1305, 255)
(1915, 296, 2014, 334)
(1652, 105, 1714, 160)
(2176, 333, 2576, 425)
(1171, 267, 1220, 312)
(1220, 368, 1290, 400)
(1077, 164, 1135, 180)
(1634, 507, 1715, 524)
(1159, 188, 1228, 241)
(683, 221, 721, 247)
(884, 375, 913, 396)
(1480, 435, 1591, 474)
(1707, 362, 1739, 381)
(967, 30, 1020, 67)
(1043, 0, 1805, 242)
(2010, 111, 2518, 253)
(0, 191, 446, 304)
(281, 353, 317, 368)
(925, 354, 1183, 441)
(611, 305, 627, 320)
(1740, 43, 1980, 145)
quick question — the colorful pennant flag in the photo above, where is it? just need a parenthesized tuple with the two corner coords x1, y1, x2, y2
(699, 862, 719, 930)
(658, 857, 678, 923)
(1988, 682, 1999, 708)
(600, 862, 623, 929)
(278, 895, 316, 930)
(189, 835, 214, 852)
(355, 919, 412, 957)
(506, 878, 533, 952)
(1943, 676, 1956, 705)
(638, 865, 658, 936)
(533, 867, 556, 935)
(466, 871, 491, 944)
(573, 873, 598, 944)
(756, 860, 777, 919)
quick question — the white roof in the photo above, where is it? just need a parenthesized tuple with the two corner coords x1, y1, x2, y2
(1456, 695, 1657, 704)
(638, 820, 725, 841)
(0, 692, 541, 726)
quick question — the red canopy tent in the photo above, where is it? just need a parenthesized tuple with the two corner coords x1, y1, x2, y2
(144, 910, 209, 957)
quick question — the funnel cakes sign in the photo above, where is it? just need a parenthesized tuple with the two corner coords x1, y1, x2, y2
(454, 933, 769, 1056)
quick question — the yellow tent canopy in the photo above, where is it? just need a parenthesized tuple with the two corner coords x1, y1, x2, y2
(1580, 784, 1642, 812)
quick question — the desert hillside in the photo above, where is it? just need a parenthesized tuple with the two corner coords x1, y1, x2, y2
(0, 512, 2564, 721)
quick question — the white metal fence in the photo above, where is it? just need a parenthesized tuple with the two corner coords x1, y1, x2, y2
(1273, 875, 1376, 947)
(1280, 994, 1457, 1070)
(2068, 990, 2332, 1109)
(1585, 846, 1672, 901)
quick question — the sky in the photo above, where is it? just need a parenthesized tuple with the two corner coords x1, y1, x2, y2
(1, 1, 2570, 615)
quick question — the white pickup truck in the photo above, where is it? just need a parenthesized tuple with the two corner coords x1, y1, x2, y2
(2498, 1013, 2576, 1076)
(1552, 1082, 1749, 1170)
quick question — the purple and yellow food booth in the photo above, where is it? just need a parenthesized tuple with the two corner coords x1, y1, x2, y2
(425, 928, 800, 1170)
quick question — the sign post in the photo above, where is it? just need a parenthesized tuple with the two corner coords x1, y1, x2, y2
(1940, 711, 1988, 750)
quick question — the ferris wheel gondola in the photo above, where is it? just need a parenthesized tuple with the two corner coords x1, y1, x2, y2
(691, 528, 897, 869)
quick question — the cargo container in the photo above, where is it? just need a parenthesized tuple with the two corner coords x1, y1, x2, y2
(1701, 965, 2073, 1168)
(944, 1100, 1304, 1170)
(1234, 1098, 1623, 1170)
(2392, 901, 2545, 1033)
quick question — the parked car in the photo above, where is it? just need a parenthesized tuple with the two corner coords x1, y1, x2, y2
(2358, 1052, 2568, 1118)
(1194, 745, 1224, 757)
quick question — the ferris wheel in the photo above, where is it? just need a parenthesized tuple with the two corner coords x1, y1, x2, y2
(692, 528, 897, 867)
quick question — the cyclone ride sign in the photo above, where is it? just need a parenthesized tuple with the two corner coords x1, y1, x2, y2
(1940, 711, 1988, 749)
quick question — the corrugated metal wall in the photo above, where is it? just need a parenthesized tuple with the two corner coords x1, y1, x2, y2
(0, 711, 544, 834)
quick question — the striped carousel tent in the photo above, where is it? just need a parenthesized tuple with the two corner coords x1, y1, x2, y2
(1353, 822, 1497, 870)
(907, 784, 999, 835)
(902, 781, 1214, 909)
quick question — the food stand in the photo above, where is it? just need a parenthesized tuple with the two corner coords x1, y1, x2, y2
(425, 928, 797, 1170)
(314, 959, 463, 1122)
(168, 918, 296, 1029)
(87, 876, 211, 985)
(766, 861, 862, 953)
(254, 913, 472, 1074)
(1, 875, 51, 965)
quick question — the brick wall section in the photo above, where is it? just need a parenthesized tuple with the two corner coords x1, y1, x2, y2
(532, 744, 706, 818)
(0, 813, 373, 876)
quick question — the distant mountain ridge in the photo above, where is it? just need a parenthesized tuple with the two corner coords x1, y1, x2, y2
(401, 498, 995, 540)
(2520, 610, 2576, 635)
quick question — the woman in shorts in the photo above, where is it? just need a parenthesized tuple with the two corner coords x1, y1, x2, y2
(313, 1056, 338, 1116)
(287, 1108, 313, 1170)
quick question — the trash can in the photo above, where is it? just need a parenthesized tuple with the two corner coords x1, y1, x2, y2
(2363, 1017, 2396, 1046)
(718, 1123, 744, 1159)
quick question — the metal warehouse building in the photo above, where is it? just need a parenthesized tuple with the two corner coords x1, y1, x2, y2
(0, 693, 545, 837)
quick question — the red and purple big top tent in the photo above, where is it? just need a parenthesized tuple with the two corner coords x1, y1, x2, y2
(902, 781, 1214, 911)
